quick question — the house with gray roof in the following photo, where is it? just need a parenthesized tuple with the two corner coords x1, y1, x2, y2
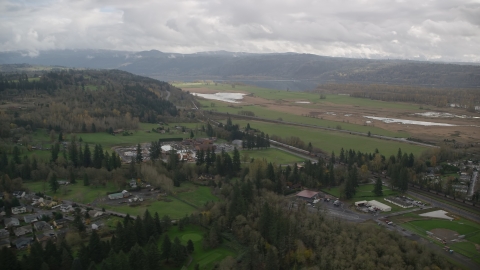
(0, 229, 9, 239)
(14, 225, 33, 237)
(33, 221, 50, 232)
(13, 237, 33, 249)
(4, 217, 20, 227)
(24, 214, 38, 223)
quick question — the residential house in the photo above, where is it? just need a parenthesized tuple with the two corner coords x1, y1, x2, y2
(24, 214, 38, 223)
(58, 180, 69, 185)
(40, 199, 58, 208)
(88, 210, 104, 218)
(12, 206, 27, 215)
(4, 217, 20, 228)
(53, 218, 69, 229)
(0, 229, 9, 239)
(33, 221, 50, 232)
(36, 230, 56, 245)
(14, 225, 33, 237)
(60, 204, 74, 213)
(0, 239, 10, 249)
(13, 237, 32, 249)
(12, 191, 25, 198)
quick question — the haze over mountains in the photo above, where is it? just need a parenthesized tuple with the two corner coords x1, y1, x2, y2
(1, 49, 480, 90)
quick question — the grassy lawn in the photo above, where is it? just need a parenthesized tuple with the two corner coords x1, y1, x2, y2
(241, 148, 305, 165)
(24, 181, 119, 204)
(233, 120, 426, 157)
(393, 209, 480, 264)
(101, 197, 197, 220)
(163, 225, 236, 270)
(174, 183, 219, 207)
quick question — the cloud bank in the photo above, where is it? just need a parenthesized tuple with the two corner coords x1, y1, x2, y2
(1, 0, 479, 62)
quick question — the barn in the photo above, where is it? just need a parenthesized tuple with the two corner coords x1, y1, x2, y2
(296, 190, 319, 202)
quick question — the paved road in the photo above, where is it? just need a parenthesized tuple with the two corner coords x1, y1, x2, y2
(165, 90, 171, 101)
(407, 190, 480, 223)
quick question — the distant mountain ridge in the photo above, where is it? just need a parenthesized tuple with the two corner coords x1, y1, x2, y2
(1, 49, 479, 90)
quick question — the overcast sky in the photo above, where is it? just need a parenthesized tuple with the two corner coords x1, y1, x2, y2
(1, 0, 479, 62)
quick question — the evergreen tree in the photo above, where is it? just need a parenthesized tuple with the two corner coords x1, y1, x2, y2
(51, 142, 60, 162)
(69, 168, 76, 184)
(83, 144, 92, 167)
(83, 173, 90, 186)
(58, 131, 63, 142)
(145, 242, 161, 270)
(232, 147, 241, 172)
(69, 138, 79, 167)
(187, 239, 194, 254)
(49, 173, 59, 193)
(373, 177, 383, 196)
(88, 230, 103, 263)
(91, 123, 96, 133)
(128, 245, 146, 270)
(171, 237, 187, 263)
(161, 235, 172, 262)
(92, 144, 104, 169)
(136, 143, 143, 163)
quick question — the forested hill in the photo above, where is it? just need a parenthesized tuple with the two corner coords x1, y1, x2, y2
(1, 50, 480, 89)
(0, 68, 185, 133)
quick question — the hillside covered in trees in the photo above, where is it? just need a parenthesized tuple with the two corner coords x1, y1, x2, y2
(0, 68, 187, 134)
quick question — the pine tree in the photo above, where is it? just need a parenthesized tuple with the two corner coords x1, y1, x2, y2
(373, 177, 383, 196)
(232, 147, 241, 172)
(69, 138, 79, 167)
(83, 144, 92, 167)
(187, 239, 194, 254)
(88, 230, 102, 263)
(51, 142, 60, 162)
(49, 173, 59, 193)
(136, 143, 143, 163)
(91, 123, 96, 133)
(83, 173, 90, 186)
(161, 235, 172, 262)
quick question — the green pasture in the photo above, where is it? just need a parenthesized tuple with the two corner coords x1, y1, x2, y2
(27, 122, 204, 151)
(204, 99, 409, 138)
(24, 181, 119, 204)
(395, 211, 480, 264)
(101, 197, 197, 220)
(233, 120, 426, 157)
(241, 148, 305, 165)
(176, 82, 420, 110)
(174, 183, 219, 207)
(164, 225, 236, 270)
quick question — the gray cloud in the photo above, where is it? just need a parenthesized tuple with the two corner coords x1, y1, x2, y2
(1, 0, 479, 62)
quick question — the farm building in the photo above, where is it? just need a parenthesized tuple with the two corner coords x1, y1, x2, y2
(108, 190, 130, 200)
(367, 200, 391, 212)
(296, 190, 319, 202)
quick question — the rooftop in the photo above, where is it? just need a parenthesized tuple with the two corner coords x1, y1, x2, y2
(296, 190, 319, 198)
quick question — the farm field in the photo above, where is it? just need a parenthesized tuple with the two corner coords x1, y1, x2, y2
(174, 183, 219, 207)
(202, 98, 409, 138)
(323, 184, 408, 212)
(163, 225, 237, 270)
(241, 148, 305, 165)
(180, 81, 479, 147)
(392, 209, 480, 264)
(101, 197, 197, 220)
(233, 120, 426, 157)
(176, 82, 420, 111)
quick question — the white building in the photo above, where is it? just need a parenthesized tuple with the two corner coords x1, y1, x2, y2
(367, 200, 392, 212)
